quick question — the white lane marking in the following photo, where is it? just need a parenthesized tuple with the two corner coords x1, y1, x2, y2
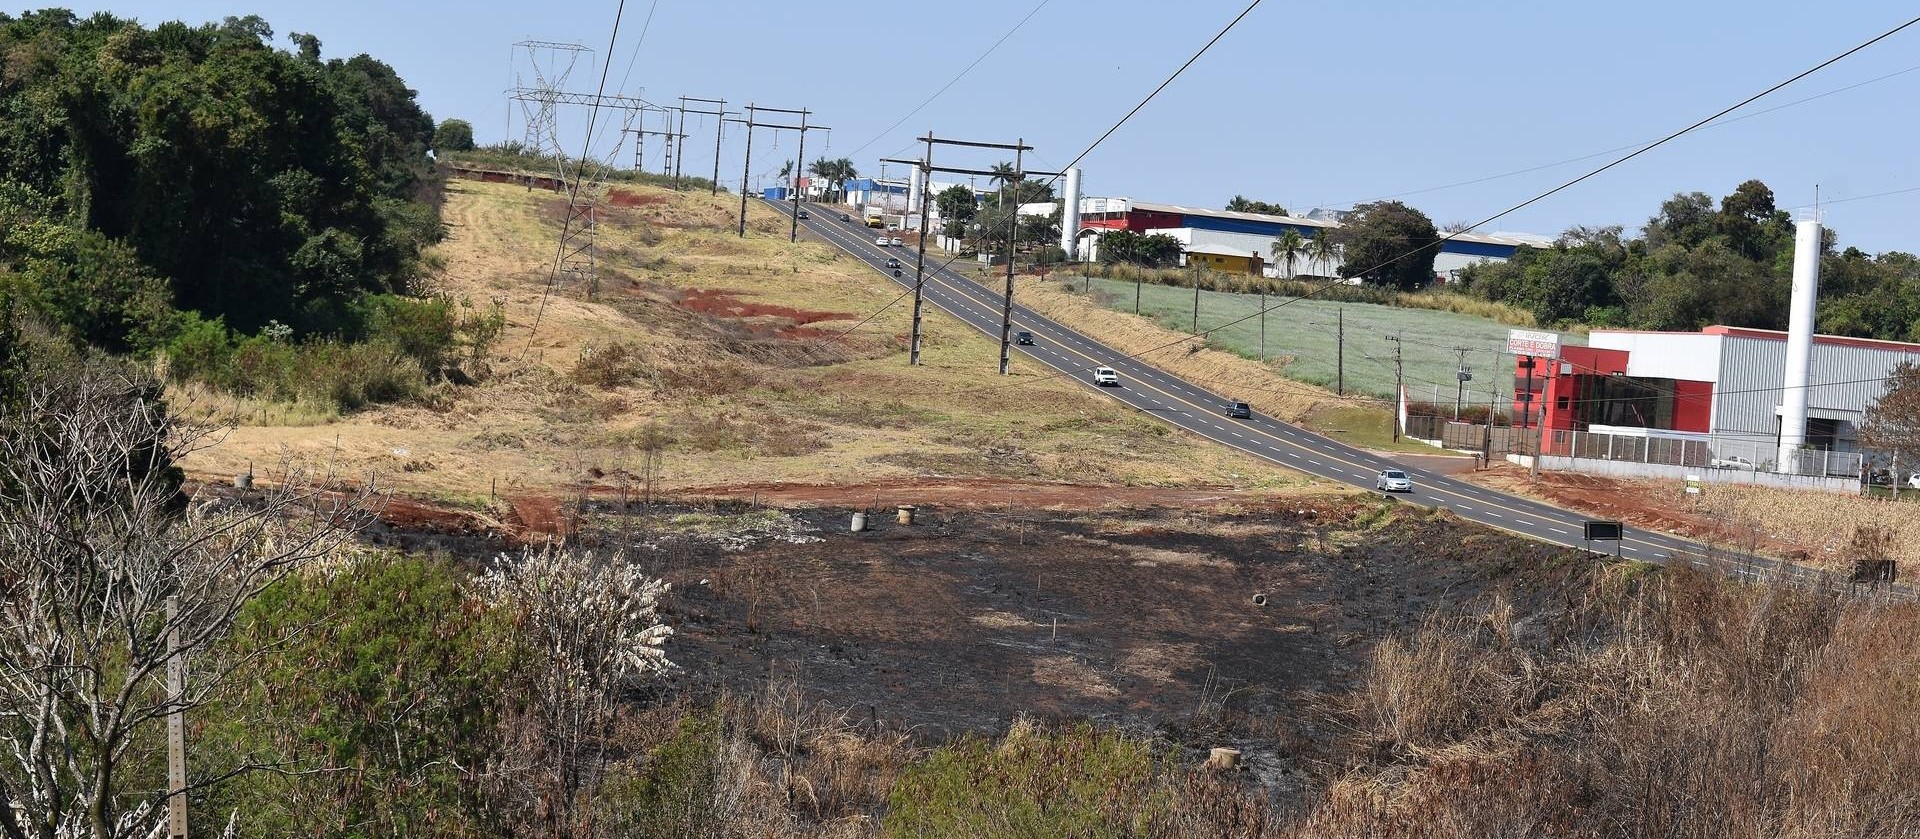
(1486, 512, 1504, 519)
(1285, 452, 1300, 459)
(802, 208, 1718, 561)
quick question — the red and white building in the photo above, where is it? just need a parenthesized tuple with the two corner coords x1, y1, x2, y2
(1514, 325, 1920, 473)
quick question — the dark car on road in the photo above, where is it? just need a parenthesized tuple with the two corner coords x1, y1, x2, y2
(840, 212, 851, 223)
(1016, 331, 1035, 345)
(796, 209, 809, 219)
(1224, 400, 1251, 419)
(886, 257, 901, 269)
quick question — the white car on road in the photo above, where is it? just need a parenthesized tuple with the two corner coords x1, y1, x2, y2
(1092, 367, 1120, 387)
(874, 235, 889, 246)
(1375, 469, 1414, 493)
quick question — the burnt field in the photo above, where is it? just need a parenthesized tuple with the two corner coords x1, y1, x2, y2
(569, 497, 1588, 759)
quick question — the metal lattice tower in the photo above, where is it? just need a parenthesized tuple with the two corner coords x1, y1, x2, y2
(507, 40, 650, 295)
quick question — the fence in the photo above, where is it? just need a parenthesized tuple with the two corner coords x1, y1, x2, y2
(1543, 429, 1863, 479)
(1405, 415, 1534, 455)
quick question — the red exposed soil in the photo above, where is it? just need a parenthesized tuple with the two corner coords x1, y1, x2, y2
(607, 188, 667, 207)
(505, 495, 566, 543)
(371, 494, 490, 534)
(675, 477, 1308, 511)
(1464, 463, 1770, 550)
(674, 288, 846, 325)
(672, 288, 854, 340)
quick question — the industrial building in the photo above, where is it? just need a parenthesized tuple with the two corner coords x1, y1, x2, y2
(1509, 221, 1913, 484)
(1072, 198, 1551, 281)
(1517, 325, 1920, 472)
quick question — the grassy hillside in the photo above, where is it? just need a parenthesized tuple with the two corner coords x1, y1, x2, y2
(176, 180, 1309, 502)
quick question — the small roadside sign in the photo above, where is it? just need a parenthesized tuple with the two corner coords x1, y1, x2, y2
(1584, 520, 1624, 559)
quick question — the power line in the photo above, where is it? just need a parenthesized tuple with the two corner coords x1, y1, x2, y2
(922, 12, 1920, 400)
(1319, 61, 1920, 211)
(524, 0, 629, 355)
(786, 0, 1268, 378)
(848, 0, 1056, 162)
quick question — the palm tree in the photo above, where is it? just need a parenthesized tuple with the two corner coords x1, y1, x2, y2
(1270, 229, 1304, 279)
(808, 157, 859, 202)
(988, 161, 1018, 211)
(1306, 232, 1338, 278)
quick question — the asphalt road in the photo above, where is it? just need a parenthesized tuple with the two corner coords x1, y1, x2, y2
(769, 201, 1905, 594)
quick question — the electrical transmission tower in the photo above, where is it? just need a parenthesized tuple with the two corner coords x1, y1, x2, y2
(506, 40, 651, 295)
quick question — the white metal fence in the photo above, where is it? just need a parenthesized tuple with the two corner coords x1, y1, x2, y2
(1544, 429, 1863, 479)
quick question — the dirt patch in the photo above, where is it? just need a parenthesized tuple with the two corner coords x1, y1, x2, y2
(507, 495, 566, 543)
(625, 501, 1585, 742)
(671, 477, 1318, 512)
(608, 188, 667, 207)
(674, 288, 848, 326)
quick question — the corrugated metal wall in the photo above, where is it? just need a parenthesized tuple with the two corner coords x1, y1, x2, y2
(1714, 336, 1920, 451)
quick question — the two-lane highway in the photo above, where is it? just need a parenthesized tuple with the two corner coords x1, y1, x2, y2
(769, 200, 1888, 592)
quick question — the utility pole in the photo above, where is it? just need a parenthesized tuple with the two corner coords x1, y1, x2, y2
(166, 596, 186, 839)
(1135, 274, 1142, 315)
(1386, 334, 1404, 442)
(1483, 387, 1497, 469)
(662, 106, 678, 187)
(1336, 308, 1345, 396)
(733, 106, 754, 236)
(1000, 138, 1025, 375)
(626, 107, 684, 176)
(1258, 286, 1266, 361)
(910, 134, 933, 364)
(789, 108, 808, 242)
(1192, 279, 1201, 334)
(1452, 346, 1474, 420)
(729, 105, 824, 238)
(676, 96, 730, 195)
(879, 136, 1053, 370)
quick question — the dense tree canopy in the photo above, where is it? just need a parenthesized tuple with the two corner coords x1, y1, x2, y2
(0, 9, 443, 343)
(1225, 195, 1288, 215)
(1453, 179, 1920, 339)
(434, 117, 476, 152)
(1332, 200, 1438, 291)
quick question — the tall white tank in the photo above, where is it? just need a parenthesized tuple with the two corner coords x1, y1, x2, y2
(1059, 167, 1083, 259)
(906, 164, 925, 222)
(1777, 219, 1822, 471)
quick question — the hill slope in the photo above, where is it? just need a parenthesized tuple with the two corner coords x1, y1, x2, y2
(179, 178, 1309, 504)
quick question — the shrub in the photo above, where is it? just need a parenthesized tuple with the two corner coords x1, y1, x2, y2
(571, 341, 654, 389)
(886, 722, 1165, 838)
(204, 555, 523, 838)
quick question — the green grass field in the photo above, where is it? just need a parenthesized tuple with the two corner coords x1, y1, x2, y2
(1069, 277, 1585, 402)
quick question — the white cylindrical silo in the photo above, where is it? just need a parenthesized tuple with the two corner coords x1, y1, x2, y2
(1059, 167, 1083, 259)
(1776, 219, 1822, 472)
(906, 164, 925, 221)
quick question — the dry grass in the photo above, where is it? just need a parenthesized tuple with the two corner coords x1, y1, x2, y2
(1305, 566, 1920, 839)
(175, 180, 1308, 502)
(1686, 483, 1920, 570)
(1014, 274, 1357, 422)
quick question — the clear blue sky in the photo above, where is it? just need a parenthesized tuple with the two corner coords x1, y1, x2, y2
(35, 1, 1920, 253)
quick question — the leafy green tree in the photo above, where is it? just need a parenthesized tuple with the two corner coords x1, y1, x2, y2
(0, 10, 443, 335)
(936, 184, 976, 224)
(434, 118, 476, 152)
(1226, 194, 1288, 215)
(1861, 361, 1920, 468)
(1332, 200, 1437, 290)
